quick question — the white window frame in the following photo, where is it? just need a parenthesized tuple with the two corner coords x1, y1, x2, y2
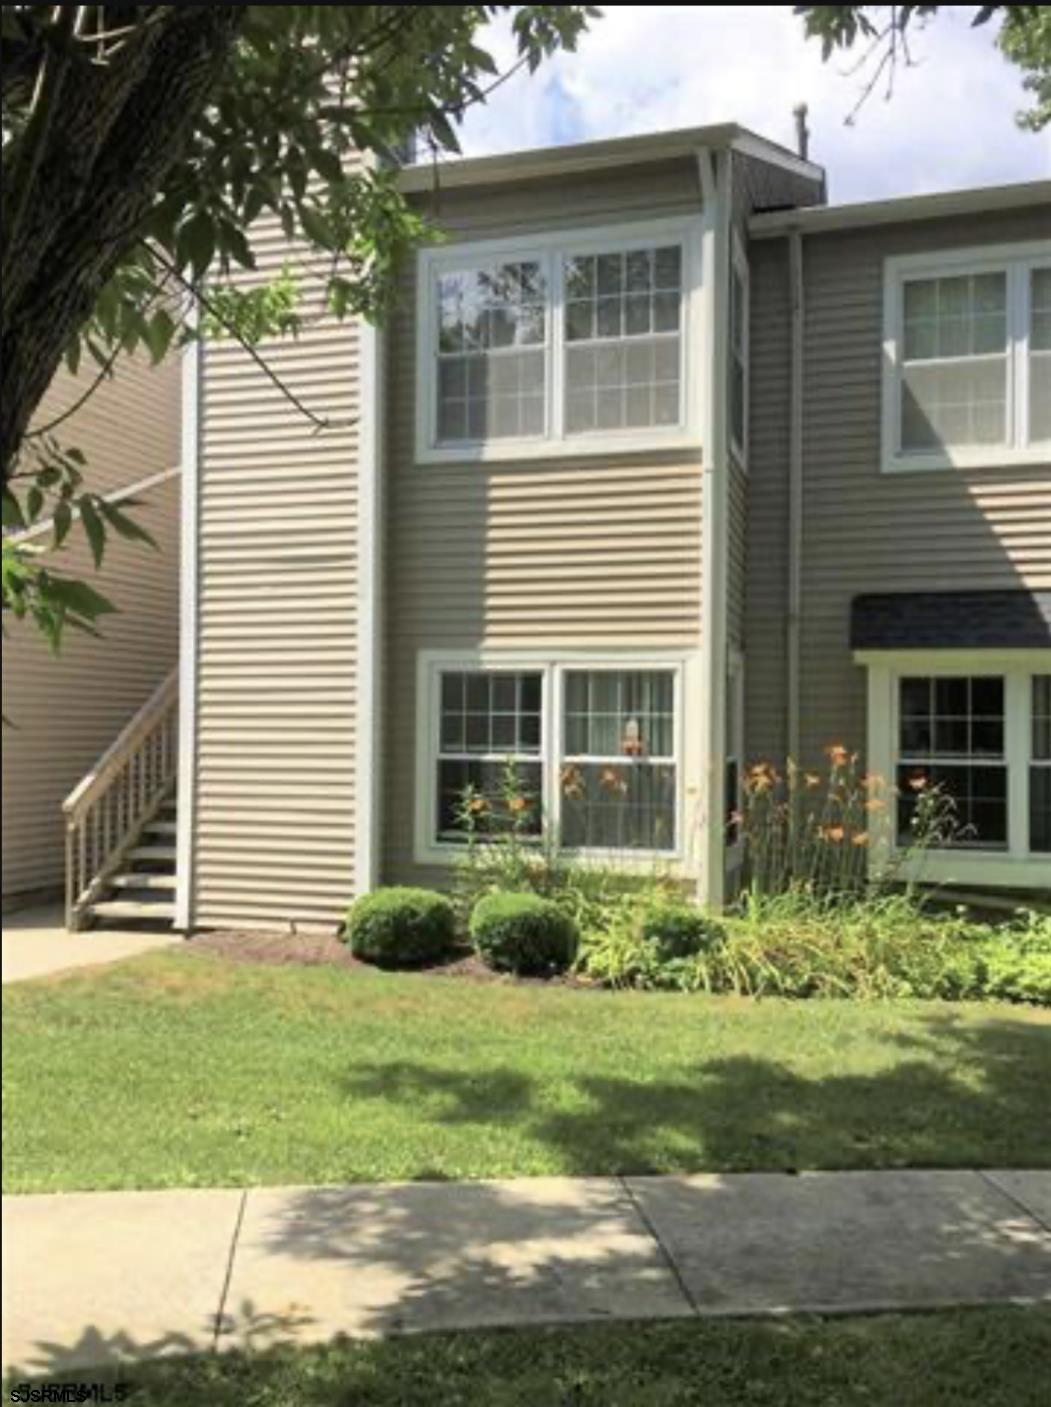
(881, 240, 1051, 474)
(415, 649, 691, 869)
(415, 217, 705, 464)
(725, 649, 746, 868)
(857, 648, 1051, 888)
(728, 231, 750, 468)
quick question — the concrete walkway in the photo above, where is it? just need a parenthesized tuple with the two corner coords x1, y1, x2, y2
(2, 905, 178, 984)
(3, 1170, 1050, 1374)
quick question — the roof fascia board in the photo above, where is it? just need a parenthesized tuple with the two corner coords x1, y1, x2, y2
(397, 123, 822, 195)
(750, 181, 1051, 237)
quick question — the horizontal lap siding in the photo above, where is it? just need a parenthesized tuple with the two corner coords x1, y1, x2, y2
(195, 217, 361, 931)
(31, 354, 180, 496)
(2, 473, 180, 899)
(748, 208, 1051, 772)
(384, 161, 704, 886)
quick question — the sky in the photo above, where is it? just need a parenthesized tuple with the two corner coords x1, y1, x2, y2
(455, 6, 1051, 203)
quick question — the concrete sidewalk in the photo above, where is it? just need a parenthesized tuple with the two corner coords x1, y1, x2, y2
(2, 904, 178, 984)
(3, 1169, 1050, 1374)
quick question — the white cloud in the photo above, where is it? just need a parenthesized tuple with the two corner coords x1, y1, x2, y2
(458, 6, 1050, 202)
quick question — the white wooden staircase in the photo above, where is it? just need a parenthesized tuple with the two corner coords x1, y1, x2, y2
(63, 669, 179, 930)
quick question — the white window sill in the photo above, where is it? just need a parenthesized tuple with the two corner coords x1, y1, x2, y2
(888, 849, 1051, 889)
(416, 430, 703, 467)
(414, 839, 692, 874)
(882, 445, 1051, 475)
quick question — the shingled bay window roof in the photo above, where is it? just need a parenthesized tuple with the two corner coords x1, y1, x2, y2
(851, 590, 1051, 651)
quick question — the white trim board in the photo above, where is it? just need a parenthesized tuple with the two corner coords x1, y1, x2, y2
(354, 310, 385, 895)
(8, 464, 181, 546)
(174, 332, 201, 932)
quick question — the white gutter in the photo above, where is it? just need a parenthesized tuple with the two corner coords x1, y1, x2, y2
(174, 327, 201, 932)
(751, 179, 1051, 238)
(696, 146, 730, 911)
(787, 231, 804, 765)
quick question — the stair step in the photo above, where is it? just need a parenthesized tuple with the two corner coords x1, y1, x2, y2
(89, 900, 175, 921)
(144, 820, 177, 836)
(110, 872, 177, 890)
(127, 845, 177, 863)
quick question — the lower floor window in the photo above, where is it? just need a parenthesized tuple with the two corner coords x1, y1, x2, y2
(1032, 674, 1051, 853)
(897, 675, 1007, 847)
(427, 660, 680, 853)
(890, 666, 1051, 857)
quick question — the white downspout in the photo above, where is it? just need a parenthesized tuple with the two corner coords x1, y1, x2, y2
(696, 146, 730, 910)
(787, 230, 804, 764)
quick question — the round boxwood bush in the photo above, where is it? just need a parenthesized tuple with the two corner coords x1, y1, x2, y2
(344, 887, 457, 968)
(470, 892, 578, 976)
(637, 902, 725, 962)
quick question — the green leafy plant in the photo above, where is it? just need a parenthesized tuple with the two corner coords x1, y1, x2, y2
(344, 887, 457, 968)
(737, 745, 960, 899)
(575, 886, 1050, 1006)
(470, 891, 578, 976)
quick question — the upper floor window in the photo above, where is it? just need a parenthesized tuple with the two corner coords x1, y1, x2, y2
(882, 243, 1051, 473)
(417, 219, 700, 463)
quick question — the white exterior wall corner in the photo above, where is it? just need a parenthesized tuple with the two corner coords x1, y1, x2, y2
(697, 146, 731, 910)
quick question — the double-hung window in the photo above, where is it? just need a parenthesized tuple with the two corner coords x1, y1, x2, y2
(897, 675, 1008, 848)
(882, 243, 1051, 471)
(861, 654, 1051, 884)
(419, 656, 684, 862)
(1032, 675, 1051, 853)
(417, 219, 699, 461)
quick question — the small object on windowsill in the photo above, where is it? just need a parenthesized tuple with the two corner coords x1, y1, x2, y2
(622, 717, 644, 757)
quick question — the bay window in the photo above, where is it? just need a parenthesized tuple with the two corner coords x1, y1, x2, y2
(419, 655, 685, 861)
(882, 243, 1051, 472)
(417, 219, 700, 461)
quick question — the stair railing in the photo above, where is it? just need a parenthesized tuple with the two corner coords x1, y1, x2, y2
(63, 667, 179, 929)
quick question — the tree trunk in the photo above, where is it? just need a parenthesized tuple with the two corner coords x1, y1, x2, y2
(0, 6, 245, 482)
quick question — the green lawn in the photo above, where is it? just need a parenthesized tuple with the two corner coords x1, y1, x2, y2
(10, 1310, 1050, 1407)
(3, 948, 1049, 1193)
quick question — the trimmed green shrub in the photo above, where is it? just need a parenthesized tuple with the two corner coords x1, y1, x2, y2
(470, 892, 578, 976)
(638, 903, 725, 961)
(344, 887, 457, 968)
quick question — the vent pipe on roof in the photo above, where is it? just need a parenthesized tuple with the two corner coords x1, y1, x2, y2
(792, 104, 810, 161)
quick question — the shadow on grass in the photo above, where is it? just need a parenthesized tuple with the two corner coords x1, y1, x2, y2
(340, 1012, 1051, 1174)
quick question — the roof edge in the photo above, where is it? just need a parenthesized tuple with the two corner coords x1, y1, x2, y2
(750, 179, 1051, 237)
(397, 123, 824, 195)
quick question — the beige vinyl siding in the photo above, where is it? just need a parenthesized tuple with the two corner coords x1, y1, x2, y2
(384, 160, 705, 886)
(747, 206, 1051, 770)
(727, 458, 747, 649)
(2, 473, 180, 901)
(745, 238, 793, 762)
(30, 353, 180, 497)
(193, 215, 361, 931)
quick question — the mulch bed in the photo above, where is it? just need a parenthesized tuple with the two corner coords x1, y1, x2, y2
(181, 929, 590, 986)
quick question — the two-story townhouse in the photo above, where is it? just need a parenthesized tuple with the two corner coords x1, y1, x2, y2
(57, 120, 1049, 933)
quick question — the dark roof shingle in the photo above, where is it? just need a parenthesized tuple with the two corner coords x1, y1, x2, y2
(851, 590, 1051, 651)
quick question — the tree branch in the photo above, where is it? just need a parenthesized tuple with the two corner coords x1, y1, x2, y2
(144, 242, 357, 434)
